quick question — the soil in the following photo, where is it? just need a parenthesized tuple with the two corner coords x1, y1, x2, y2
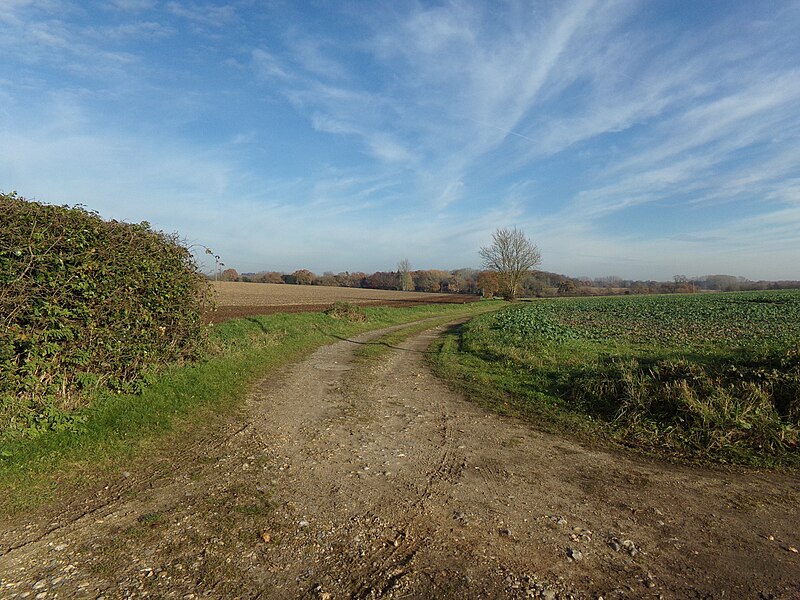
(1, 320, 798, 599)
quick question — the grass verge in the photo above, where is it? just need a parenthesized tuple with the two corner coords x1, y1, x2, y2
(0, 301, 495, 516)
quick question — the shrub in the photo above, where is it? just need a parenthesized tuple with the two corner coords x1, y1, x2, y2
(0, 192, 213, 435)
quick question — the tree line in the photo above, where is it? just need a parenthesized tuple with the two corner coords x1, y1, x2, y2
(212, 267, 799, 297)
(209, 227, 798, 298)
(214, 266, 492, 294)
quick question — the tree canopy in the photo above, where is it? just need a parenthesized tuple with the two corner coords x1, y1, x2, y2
(479, 227, 541, 301)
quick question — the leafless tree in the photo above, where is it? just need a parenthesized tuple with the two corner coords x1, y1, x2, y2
(479, 227, 541, 301)
(398, 258, 413, 291)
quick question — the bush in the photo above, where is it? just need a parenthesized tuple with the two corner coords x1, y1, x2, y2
(0, 192, 213, 435)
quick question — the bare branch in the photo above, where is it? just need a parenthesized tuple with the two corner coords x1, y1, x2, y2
(479, 227, 541, 301)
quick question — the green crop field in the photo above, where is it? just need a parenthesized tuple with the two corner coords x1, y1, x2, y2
(493, 290, 800, 349)
(432, 290, 800, 467)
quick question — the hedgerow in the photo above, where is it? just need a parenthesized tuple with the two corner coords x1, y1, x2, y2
(1, 192, 213, 436)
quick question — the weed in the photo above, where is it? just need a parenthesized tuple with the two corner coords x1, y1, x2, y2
(138, 511, 165, 527)
(325, 301, 368, 322)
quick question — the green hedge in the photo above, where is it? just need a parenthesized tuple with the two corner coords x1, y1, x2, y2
(1, 192, 212, 435)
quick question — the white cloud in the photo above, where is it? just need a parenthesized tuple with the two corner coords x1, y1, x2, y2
(288, 35, 350, 81)
(87, 21, 173, 41)
(365, 134, 414, 164)
(350, 0, 620, 200)
(608, 72, 800, 178)
(310, 114, 358, 136)
(434, 181, 464, 209)
(2, 1, 799, 279)
(251, 48, 291, 80)
(165, 1, 237, 27)
(109, 0, 156, 11)
(0, 0, 44, 26)
(229, 131, 256, 145)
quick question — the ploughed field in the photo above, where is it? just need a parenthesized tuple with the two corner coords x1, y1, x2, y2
(206, 281, 476, 323)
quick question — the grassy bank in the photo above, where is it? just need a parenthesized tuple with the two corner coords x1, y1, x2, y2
(0, 301, 497, 515)
(430, 291, 800, 469)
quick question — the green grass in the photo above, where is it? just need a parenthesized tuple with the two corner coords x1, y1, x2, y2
(0, 301, 495, 515)
(352, 309, 497, 361)
(430, 291, 800, 468)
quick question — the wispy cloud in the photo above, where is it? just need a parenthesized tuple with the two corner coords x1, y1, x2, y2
(288, 35, 350, 81)
(165, 1, 237, 27)
(86, 21, 173, 42)
(108, 0, 156, 11)
(365, 134, 415, 164)
(2, 1, 799, 278)
(251, 48, 291, 80)
(253, 0, 619, 204)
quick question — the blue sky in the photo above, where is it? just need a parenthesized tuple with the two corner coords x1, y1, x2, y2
(2, 1, 799, 280)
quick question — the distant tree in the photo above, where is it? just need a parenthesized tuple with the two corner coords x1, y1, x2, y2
(413, 269, 451, 292)
(431, 269, 452, 292)
(364, 271, 399, 290)
(673, 274, 694, 294)
(252, 271, 284, 284)
(335, 271, 366, 287)
(398, 259, 414, 291)
(315, 271, 340, 287)
(557, 278, 576, 295)
(413, 270, 434, 292)
(220, 268, 240, 282)
(522, 273, 548, 297)
(292, 269, 314, 285)
(480, 227, 541, 301)
(476, 270, 500, 298)
(700, 274, 740, 292)
(595, 275, 623, 289)
(451, 268, 478, 294)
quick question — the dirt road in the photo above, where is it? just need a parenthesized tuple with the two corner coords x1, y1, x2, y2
(1, 321, 799, 599)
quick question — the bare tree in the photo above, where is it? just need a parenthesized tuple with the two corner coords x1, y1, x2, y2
(479, 227, 541, 301)
(398, 258, 413, 291)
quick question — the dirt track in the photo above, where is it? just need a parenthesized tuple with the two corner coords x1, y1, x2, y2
(1, 320, 798, 599)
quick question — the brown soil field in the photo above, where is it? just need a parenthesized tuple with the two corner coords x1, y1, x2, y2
(207, 281, 478, 323)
